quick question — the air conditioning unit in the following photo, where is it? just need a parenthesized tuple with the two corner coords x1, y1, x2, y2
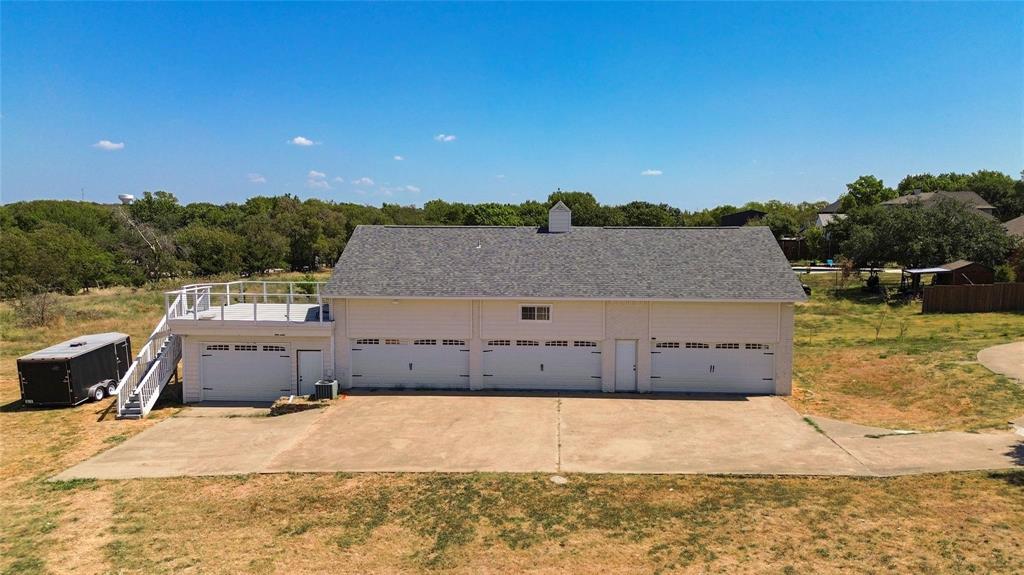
(315, 379, 338, 400)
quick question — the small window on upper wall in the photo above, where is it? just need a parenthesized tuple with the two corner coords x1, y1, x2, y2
(520, 305, 551, 321)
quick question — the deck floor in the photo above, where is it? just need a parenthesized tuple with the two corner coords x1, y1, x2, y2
(180, 303, 326, 323)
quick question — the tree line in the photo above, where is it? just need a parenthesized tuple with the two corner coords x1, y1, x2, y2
(1, 169, 1020, 297)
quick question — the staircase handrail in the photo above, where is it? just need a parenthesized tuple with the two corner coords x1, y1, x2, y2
(115, 292, 181, 415)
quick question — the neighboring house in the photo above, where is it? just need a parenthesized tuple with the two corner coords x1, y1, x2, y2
(1004, 215, 1024, 238)
(881, 190, 996, 219)
(719, 209, 766, 227)
(813, 199, 845, 229)
(133, 203, 805, 417)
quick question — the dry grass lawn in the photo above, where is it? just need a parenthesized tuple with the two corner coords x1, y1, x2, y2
(1, 274, 1023, 574)
(791, 272, 1024, 431)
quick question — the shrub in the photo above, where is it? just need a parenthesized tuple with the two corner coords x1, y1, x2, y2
(993, 264, 1016, 283)
(12, 293, 66, 327)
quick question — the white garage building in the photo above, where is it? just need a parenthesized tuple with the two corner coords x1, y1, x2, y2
(170, 202, 805, 404)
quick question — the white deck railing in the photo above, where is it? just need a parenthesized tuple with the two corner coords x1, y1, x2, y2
(164, 280, 329, 323)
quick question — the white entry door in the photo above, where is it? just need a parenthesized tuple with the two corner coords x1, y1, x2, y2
(350, 339, 470, 389)
(482, 340, 602, 391)
(614, 340, 637, 392)
(200, 343, 292, 401)
(297, 350, 323, 396)
(650, 342, 775, 394)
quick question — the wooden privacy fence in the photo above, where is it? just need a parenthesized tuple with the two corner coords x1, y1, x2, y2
(922, 283, 1024, 313)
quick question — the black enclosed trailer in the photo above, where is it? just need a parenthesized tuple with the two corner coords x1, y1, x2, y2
(17, 332, 132, 406)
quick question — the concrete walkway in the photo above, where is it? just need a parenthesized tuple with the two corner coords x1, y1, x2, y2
(55, 394, 1023, 480)
(978, 341, 1024, 384)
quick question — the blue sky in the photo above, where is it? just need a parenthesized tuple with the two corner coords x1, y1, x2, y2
(2, 2, 1021, 208)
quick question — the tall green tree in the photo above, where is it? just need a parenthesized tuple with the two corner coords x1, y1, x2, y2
(547, 190, 602, 225)
(830, 199, 1011, 268)
(466, 203, 522, 226)
(241, 217, 289, 274)
(840, 175, 897, 211)
(175, 224, 244, 276)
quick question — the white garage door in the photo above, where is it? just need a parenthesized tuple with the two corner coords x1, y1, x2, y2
(350, 338, 469, 389)
(482, 340, 602, 391)
(200, 343, 292, 401)
(650, 342, 775, 394)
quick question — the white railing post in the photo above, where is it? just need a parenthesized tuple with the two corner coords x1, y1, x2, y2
(287, 282, 292, 322)
(263, 281, 268, 304)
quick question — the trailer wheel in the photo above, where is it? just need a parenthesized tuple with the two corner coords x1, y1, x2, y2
(92, 386, 106, 401)
(106, 382, 118, 396)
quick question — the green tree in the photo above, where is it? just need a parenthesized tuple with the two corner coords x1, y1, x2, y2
(840, 175, 897, 211)
(423, 199, 469, 225)
(466, 203, 522, 226)
(803, 226, 825, 260)
(965, 170, 1021, 220)
(831, 200, 1010, 268)
(547, 190, 602, 225)
(897, 172, 969, 195)
(128, 191, 183, 231)
(241, 217, 290, 274)
(621, 201, 678, 226)
(175, 224, 244, 276)
(517, 201, 549, 226)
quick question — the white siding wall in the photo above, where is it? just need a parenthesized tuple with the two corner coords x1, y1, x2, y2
(181, 334, 329, 403)
(601, 301, 652, 392)
(649, 302, 779, 341)
(326, 297, 795, 395)
(347, 299, 471, 339)
(774, 303, 795, 395)
(479, 300, 603, 340)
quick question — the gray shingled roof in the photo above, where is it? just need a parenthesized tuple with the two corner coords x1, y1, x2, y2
(325, 225, 806, 301)
(882, 191, 994, 209)
(1004, 215, 1024, 238)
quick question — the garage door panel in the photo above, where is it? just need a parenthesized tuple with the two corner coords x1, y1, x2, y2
(351, 339, 469, 389)
(651, 342, 774, 394)
(200, 343, 291, 401)
(483, 342, 602, 391)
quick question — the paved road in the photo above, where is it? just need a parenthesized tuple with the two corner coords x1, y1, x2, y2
(54, 393, 1022, 480)
(978, 341, 1024, 384)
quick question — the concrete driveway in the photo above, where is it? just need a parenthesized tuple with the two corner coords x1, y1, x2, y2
(978, 341, 1024, 383)
(55, 393, 1023, 480)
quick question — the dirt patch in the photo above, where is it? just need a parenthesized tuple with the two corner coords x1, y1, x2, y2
(270, 395, 330, 416)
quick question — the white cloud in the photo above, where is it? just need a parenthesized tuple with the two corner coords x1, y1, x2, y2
(288, 136, 316, 146)
(641, 169, 663, 176)
(333, 176, 345, 183)
(404, 185, 421, 193)
(93, 139, 124, 151)
(352, 177, 375, 186)
(306, 170, 330, 190)
(495, 174, 506, 179)
(393, 155, 404, 161)
(433, 133, 457, 142)
(247, 173, 267, 184)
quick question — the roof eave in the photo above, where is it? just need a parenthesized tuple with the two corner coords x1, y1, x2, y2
(320, 293, 807, 303)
